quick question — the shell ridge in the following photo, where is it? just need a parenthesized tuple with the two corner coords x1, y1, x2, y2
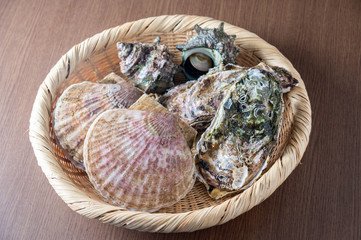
(54, 84, 114, 163)
(84, 109, 195, 211)
(67, 100, 113, 146)
(123, 112, 192, 210)
(105, 112, 170, 207)
(106, 84, 142, 108)
(54, 80, 142, 167)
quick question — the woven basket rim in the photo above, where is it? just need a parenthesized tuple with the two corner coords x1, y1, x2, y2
(29, 14, 312, 232)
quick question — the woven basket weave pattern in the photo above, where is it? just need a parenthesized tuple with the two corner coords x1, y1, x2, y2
(29, 15, 311, 232)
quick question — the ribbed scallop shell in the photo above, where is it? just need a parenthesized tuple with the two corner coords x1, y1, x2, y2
(129, 94, 197, 148)
(53, 76, 143, 169)
(83, 109, 196, 212)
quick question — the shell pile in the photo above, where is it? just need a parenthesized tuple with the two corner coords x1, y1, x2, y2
(53, 73, 142, 169)
(52, 23, 299, 212)
(162, 62, 297, 199)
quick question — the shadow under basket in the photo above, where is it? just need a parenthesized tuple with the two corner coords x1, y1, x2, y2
(29, 15, 311, 232)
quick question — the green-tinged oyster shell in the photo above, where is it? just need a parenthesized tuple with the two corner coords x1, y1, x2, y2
(177, 23, 240, 80)
(161, 64, 248, 129)
(162, 62, 298, 131)
(196, 67, 284, 199)
(117, 37, 179, 94)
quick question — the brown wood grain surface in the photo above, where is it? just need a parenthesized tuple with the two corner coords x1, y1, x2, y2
(0, 0, 360, 239)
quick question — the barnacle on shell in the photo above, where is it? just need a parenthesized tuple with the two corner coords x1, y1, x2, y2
(195, 63, 298, 199)
(162, 62, 298, 132)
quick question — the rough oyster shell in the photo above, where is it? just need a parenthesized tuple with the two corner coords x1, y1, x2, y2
(161, 64, 248, 129)
(53, 73, 142, 169)
(117, 37, 179, 94)
(162, 63, 298, 130)
(83, 109, 196, 212)
(196, 65, 298, 199)
(177, 23, 240, 80)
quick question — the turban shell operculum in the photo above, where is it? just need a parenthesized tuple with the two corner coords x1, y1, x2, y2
(177, 23, 239, 81)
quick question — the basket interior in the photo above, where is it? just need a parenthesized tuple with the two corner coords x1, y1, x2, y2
(49, 31, 293, 213)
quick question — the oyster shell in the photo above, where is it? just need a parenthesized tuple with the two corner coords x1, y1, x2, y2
(162, 63, 298, 130)
(177, 23, 240, 80)
(83, 109, 195, 212)
(161, 64, 248, 129)
(117, 37, 179, 94)
(245, 63, 299, 93)
(196, 65, 298, 199)
(53, 73, 142, 169)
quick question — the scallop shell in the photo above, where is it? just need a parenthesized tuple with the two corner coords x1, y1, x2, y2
(117, 37, 179, 94)
(53, 73, 143, 169)
(129, 94, 197, 147)
(196, 64, 298, 199)
(83, 109, 196, 212)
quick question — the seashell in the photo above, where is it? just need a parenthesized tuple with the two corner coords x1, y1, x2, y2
(98, 72, 131, 85)
(161, 64, 248, 129)
(195, 64, 298, 199)
(180, 48, 223, 80)
(265, 66, 299, 92)
(162, 63, 298, 130)
(83, 109, 196, 212)
(159, 79, 197, 114)
(117, 37, 179, 94)
(53, 73, 143, 169)
(189, 52, 213, 72)
(129, 94, 197, 147)
(177, 23, 239, 80)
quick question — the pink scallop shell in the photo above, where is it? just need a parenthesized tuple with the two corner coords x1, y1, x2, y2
(83, 109, 195, 212)
(53, 80, 142, 168)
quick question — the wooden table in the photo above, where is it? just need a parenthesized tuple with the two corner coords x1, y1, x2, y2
(1, 0, 360, 239)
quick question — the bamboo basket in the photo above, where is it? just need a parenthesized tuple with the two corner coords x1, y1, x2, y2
(29, 15, 311, 232)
